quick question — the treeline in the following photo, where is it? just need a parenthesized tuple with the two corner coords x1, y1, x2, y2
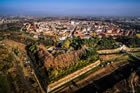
(0, 22, 23, 31)
(117, 36, 140, 48)
(61, 36, 118, 50)
(0, 32, 54, 46)
(0, 32, 35, 44)
(97, 37, 118, 50)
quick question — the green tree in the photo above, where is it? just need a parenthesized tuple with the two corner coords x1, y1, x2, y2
(70, 36, 84, 50)
(62, 40, 70, 49)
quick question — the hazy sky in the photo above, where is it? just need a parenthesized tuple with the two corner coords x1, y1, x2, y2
(0, 0, 140, 16)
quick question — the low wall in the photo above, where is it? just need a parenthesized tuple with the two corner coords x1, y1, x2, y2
(48, 47, 140, 92)
(98, 48, 120, 54)
(126, 48, 140, 52)
(48, 60, 100, 92)
(98, 47, 140, 54)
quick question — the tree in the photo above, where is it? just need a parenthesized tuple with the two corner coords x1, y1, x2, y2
(52, 69, 59, 77)
(62, 40, 70, 49)
(116, 36, 140, 48)
(85, 48, 99, 62)
(97, 38, 118, 50)
(92, 32, 96, 37)
(70, 36, 84, 50)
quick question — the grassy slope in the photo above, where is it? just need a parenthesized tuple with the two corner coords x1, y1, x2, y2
(0, 40, 41, 93)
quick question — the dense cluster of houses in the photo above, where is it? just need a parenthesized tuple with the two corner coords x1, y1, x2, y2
(22, 20, 135, 40)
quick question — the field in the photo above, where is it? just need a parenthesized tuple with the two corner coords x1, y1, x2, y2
(0, 40, 41, 93)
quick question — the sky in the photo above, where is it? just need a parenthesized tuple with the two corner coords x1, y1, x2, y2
(0, 0, 140, 16)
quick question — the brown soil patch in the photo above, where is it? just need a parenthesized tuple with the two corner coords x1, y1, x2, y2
(100, 54, 123, 61)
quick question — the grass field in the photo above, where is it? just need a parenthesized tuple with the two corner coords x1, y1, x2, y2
(0, 40, 41, 93)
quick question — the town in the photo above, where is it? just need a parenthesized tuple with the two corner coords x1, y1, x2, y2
(20, 17, 139, 40)
(0, 16, 140, 93)
(0, 0, 140, 92)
